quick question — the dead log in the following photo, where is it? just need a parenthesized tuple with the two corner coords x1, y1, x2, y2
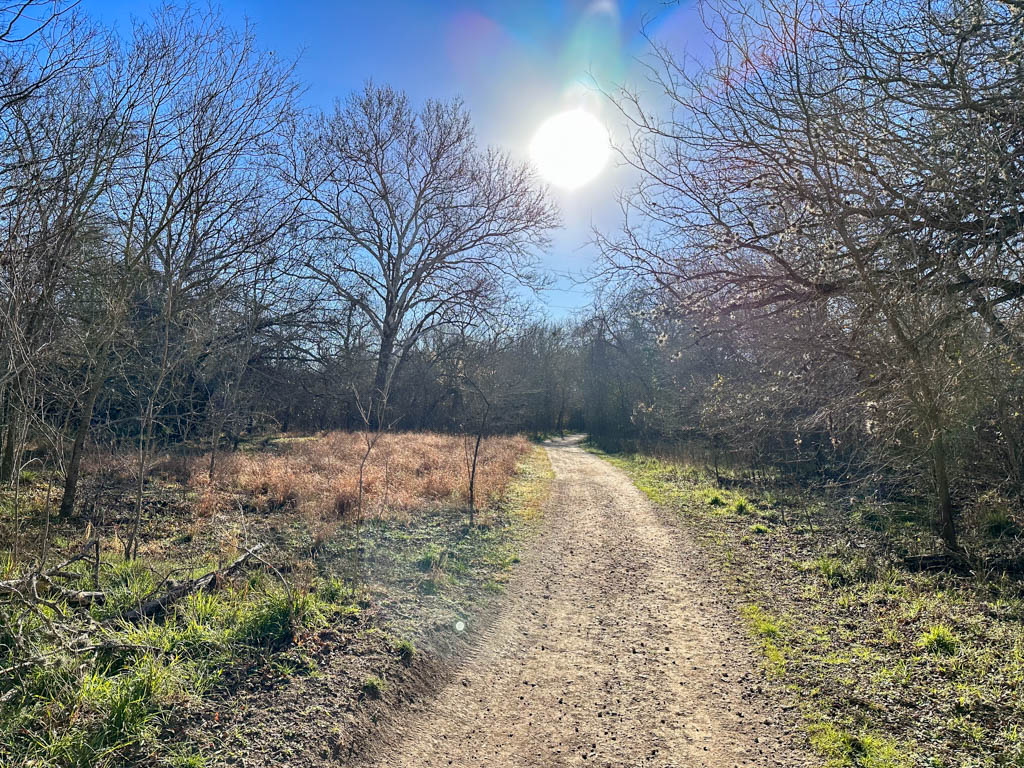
(122, 544, 266, 621)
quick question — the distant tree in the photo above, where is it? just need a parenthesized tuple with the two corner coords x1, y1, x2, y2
(281, 84, 559, 421)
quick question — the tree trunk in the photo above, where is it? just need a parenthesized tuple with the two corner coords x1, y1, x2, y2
(469, 429, 483, 526)
(0, 410, 15, 485)
(370, 324, 401, 428)
(208, 434, 219, 484)
(930, 426, 958, 551)
(372, 332, 396, 400)
(59, 366, 105, 517)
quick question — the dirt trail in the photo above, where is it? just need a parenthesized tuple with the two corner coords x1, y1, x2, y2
(365, 436, 812, 767)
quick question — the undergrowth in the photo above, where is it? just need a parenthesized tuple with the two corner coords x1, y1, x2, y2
(0, 437, 549, 767)
(0, 572, 354, 768)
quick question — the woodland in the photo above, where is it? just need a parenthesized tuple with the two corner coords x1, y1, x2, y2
(1, 0, 1022, 765)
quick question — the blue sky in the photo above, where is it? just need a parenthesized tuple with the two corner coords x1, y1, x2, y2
(88, 1, 707, 316)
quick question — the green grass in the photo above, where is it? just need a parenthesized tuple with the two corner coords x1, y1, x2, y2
(807, 720, 911, 768)
(596, 445, 1024, 768)
(917, 624, 960, 656)
(414, 543, 447, 572)
(393, 638, 416, 664)
(0, 570, 354, 768)
(980, 508, 1019, 539)
(741, 604, 784, 638)
(1, 442, 555, 767)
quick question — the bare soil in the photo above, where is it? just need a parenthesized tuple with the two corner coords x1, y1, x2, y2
(358, 435, 813, 767)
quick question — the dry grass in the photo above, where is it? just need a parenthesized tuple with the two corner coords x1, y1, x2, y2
(194, 431, 531, 523)
(69, 431, 532, 566)
(80, 431, 530, 525)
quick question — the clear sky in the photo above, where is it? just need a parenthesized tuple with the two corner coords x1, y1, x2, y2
(88, 1, 708, 317)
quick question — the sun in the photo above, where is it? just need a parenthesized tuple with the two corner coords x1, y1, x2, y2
(530, 109, 609, 190)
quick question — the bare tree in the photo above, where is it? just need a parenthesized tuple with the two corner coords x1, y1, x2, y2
(107, 6, 298, 556)
(597, 0, 1024, 550)
(281, 83, 558, 419)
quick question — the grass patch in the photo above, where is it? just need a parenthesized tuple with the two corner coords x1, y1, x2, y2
(360, 675, 386, 699)
(917, 624, 959, 656)
(807, 720, 911, 768)
(394, 638, 416, 664)
(0, 576, 349, 767)
(414, 543, 447, 572)
(741, 604, 784, 638)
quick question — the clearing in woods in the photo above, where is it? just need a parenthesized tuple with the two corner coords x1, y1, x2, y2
(363, 435, 812, 767)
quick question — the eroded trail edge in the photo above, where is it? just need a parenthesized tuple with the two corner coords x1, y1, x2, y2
(366, 436, 812, 767)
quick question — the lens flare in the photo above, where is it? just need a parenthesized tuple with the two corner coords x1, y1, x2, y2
(530, 109, 609, 190)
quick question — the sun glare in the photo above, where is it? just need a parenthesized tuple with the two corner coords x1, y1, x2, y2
(530, 109, 609, 190)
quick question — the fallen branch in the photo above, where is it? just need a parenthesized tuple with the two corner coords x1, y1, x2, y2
(46, 582, 107, 606)
(0, 537, 102, 604)
(903, 552, 971, 574)
(122, 544, 266, 622)
(0, 573, 105, 606)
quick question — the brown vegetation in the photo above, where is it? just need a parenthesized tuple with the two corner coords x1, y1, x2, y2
(70, 431, 532, 558)
(127, 431, 530, 520)
(224, 432, 528, 517)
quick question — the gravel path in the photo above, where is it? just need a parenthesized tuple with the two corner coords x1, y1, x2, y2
(366, 436, 813, 767)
